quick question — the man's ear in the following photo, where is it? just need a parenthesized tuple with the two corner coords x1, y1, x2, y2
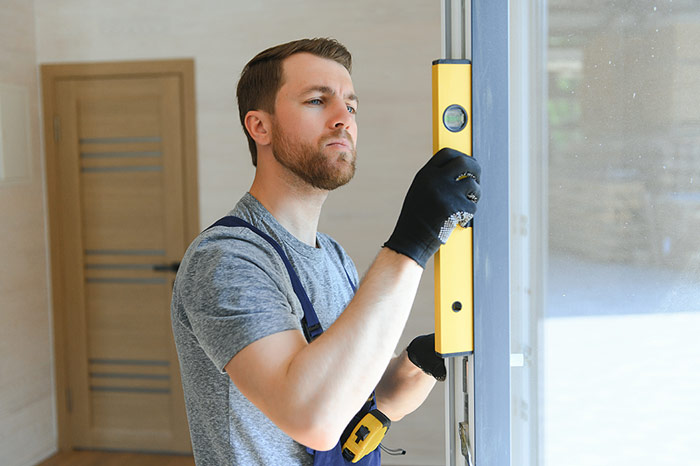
(244, 110, 272, 147)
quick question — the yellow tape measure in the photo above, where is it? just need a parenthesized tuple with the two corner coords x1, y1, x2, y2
(341, 409, 391, 463)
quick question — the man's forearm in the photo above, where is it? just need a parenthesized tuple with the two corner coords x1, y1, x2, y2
(375, 350, 437, 421)
(284, 248, 423, 436)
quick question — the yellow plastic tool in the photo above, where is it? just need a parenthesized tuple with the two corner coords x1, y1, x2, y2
(341, 409, 391, 463)
(432, 59, 474, 357)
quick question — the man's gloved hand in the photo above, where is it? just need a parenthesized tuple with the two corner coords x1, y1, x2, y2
(407, 333, 446, 381)
(383, 148, 481, 268)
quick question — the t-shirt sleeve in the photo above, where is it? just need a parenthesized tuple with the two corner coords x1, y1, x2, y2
(177, 230, 302, 373)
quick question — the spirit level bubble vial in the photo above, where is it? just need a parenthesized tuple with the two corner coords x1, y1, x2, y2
(432, 58, 473, 357)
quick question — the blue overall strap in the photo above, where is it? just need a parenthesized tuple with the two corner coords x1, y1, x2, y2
(345, 269, 357, 294)
(206, 216, 323, 342)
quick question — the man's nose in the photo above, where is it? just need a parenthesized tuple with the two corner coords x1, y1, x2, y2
(329, 99, 353, 129)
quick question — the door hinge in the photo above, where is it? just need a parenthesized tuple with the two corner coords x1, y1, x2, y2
(65, 387, 73, 413)
(53, 115, 61, 142)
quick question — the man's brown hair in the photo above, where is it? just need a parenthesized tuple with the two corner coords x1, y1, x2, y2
(236, 38, 352, 166)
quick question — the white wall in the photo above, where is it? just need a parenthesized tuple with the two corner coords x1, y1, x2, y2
(32, 1, 445, 464)
(0, 1, 56, 466)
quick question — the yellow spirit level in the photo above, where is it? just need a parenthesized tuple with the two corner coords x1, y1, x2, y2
(432, 59, 474, 357)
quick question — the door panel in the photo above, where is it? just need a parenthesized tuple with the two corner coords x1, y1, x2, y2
(49, 70, 192, 453)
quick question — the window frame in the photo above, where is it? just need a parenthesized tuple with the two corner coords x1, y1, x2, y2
(472, 1, 512, 465)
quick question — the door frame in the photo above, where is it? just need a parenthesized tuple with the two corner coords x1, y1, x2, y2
(40, 59, 199, 450)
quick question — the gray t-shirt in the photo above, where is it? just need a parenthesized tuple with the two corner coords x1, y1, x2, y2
(171, 193, 359, 466)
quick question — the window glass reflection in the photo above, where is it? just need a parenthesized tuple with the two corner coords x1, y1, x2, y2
(547, 1, 700, 464)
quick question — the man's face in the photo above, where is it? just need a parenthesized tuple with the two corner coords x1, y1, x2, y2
(270, 52, 358, 191)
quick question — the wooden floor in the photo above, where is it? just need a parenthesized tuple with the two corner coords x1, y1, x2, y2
(36, 451, 195, 466)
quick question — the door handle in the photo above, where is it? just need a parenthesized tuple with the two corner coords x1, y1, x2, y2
(153, 261, 180, 273)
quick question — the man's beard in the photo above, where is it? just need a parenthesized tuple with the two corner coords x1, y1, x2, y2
(270, 125, 356, 191)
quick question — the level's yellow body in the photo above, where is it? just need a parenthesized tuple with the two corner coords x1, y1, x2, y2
(432, 60, 473, 357)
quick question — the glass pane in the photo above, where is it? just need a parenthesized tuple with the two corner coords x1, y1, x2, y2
(546, 1, 700, 465)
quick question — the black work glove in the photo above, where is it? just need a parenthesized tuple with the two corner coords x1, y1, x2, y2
(407, 333, 446, 381)
(383, 148, 481, 268)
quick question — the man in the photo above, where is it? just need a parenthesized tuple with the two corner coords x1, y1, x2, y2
(171, 38, 481, 465)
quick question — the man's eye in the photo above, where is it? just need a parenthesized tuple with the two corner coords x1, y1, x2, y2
(307, 99, 322, 105)
(347, 105, 357, 114)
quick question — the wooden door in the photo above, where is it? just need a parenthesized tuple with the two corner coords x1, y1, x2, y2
(42, 61, 198, 453)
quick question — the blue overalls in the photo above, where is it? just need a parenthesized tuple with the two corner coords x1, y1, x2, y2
(208, 216, 382, 465)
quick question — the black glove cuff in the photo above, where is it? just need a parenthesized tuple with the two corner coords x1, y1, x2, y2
(383, 232, 439, 269)
(406, 334, 447, 382)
